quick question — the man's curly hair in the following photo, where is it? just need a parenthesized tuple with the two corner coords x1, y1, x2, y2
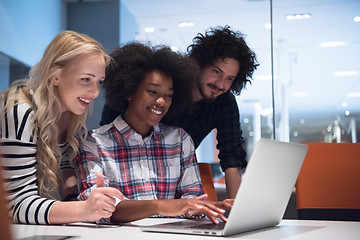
(188, 26, 259, 95)
(103, 42, 198, 117)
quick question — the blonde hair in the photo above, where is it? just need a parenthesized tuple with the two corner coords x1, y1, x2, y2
(1, 31, 110, 198)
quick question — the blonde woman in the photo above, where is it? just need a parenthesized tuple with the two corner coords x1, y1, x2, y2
(0, 31, 123, 225)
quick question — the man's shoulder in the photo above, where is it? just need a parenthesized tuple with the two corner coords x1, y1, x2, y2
(200, 92, 237, 114)
(216, 91, 236, 103)
(216, 92, 239, 112)
(196, 91, 236, 109)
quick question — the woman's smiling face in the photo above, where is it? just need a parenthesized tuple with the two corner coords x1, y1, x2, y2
(125, 70, 173, 137)
(53, 53, 106, 115)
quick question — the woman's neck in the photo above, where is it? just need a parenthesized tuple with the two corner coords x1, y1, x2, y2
(124, 111, 151, 139)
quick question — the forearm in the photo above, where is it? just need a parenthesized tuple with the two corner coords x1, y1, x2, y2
(224, 167, 242, 198)
(49, 201, 87, 224)
(111, 197, 229, 224)
(50, 183, 122, 224)
(111, 200, 159, 223)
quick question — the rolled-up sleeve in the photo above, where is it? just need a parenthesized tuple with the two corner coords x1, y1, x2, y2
(215, 93, 247, 171)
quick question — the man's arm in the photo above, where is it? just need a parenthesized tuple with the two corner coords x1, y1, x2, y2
(224, 167, 242, 198)
(214, 93, 246, 198)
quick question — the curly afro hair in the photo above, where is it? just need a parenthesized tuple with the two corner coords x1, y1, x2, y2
(188, 26, 259, 95)
(103, 42, 198, 117)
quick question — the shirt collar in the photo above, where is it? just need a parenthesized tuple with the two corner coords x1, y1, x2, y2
(96, 115, 161, 139)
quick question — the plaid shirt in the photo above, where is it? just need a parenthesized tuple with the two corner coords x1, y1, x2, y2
(101, 91, 247, 171)
(75, 116, 203, 201)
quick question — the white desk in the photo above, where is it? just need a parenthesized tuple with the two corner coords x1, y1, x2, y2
(11, 218, 360, 240)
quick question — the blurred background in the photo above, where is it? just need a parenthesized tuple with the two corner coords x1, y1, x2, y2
(1, 0, 359, 177)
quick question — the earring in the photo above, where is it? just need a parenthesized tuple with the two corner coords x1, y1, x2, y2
(53, 77, 59, 86)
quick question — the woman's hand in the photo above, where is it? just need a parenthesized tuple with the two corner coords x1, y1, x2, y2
(155, 197, 226, 224)
(211, 198, 234, 210)
(82, 173, 124, 222)
(195, 194, 234, 210)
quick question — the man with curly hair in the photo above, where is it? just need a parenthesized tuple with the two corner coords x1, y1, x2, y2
(101, 26, 259, 199)
(75, 42, 232, 224)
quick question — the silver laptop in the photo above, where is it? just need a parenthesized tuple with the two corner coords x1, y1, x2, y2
(141, 138, 308, 236)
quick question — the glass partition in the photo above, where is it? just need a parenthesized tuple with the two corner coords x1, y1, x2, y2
(121, 0, 273, 163)
(120, 0, 360, 184)
(2, 0, 358, 168)
(272, 0, 360, 144)
(0, 52, 30, 92)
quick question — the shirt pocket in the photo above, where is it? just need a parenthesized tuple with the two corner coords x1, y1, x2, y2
(163, 156, 181, 179)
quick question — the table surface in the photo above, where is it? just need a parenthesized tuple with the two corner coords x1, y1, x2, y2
(11, 218, 360, 240)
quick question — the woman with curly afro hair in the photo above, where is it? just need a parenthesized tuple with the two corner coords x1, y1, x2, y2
(75, 42, 233, 224)
(103, 42, 197, 119)
(100, 26, 259, 200)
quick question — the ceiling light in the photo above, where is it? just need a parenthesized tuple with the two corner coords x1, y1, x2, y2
(345, 110, 350, 116)
(144, 27, 155, 33)
(291, 92, 308, 97)
(171, 46, 178, 52)
(333, 71, 358, 77)
(354, 16, 360, 22)
(346, 92, 360, 98)
(178, 21, 194, 28)
(341, 102, 348, 107)
(319, 41, 346, 47)
(264, 23, 271, 29)
(286, 13, 311, 20)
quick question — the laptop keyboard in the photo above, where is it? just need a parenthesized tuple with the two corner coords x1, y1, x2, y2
(188, 221, 226, 230)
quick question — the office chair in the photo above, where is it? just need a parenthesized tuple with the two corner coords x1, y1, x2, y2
(198, 163, 218, 201)
(295, 142, 360, 221)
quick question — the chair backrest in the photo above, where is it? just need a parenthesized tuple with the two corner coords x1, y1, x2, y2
(198, 163, 218, 201)
(0, 165, 13, 240)
(295, 142, 360, 221)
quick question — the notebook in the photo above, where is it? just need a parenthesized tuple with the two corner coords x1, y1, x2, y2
(141, 138, 308, 236)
